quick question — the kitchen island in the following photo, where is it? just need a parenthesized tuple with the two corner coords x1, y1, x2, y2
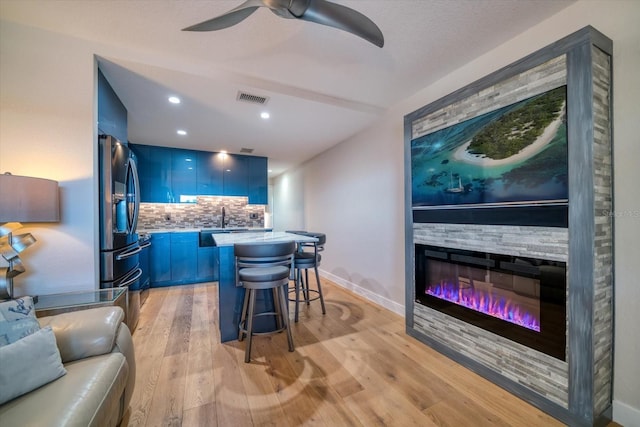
(213, 231, 317, 342)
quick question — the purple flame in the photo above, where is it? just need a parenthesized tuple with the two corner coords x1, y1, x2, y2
(426, 281, 541, 332)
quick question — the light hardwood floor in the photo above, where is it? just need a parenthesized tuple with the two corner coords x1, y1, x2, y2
(123, 279, 571, 426)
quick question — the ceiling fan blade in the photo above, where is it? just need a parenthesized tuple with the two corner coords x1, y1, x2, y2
(295, 0, 384, 47)
(182, 0, 265, 32)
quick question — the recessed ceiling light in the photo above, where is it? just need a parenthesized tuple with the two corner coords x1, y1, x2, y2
(260, 112, 270, 119)
(169, 96, 181, 104)
(177, 129, 187, 136)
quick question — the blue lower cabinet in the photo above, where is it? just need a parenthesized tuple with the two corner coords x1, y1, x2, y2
(197, 246, 218, 282)
(150, 232, 219, 287)
(150, 233, 171, 286)
(170, 232, 198, 284)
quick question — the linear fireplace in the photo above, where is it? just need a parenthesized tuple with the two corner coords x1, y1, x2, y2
(405, 28, 613, 425)
(415, 244, 566, 360)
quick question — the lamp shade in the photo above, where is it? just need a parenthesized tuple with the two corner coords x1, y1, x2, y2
(0, 173, 60, 222)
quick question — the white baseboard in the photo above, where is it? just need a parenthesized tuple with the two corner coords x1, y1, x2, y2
(320, 269, 405, 317)
(613, 399, 640, 427)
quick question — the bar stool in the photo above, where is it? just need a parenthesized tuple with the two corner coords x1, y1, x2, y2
(235, 241, 296, 363)
(290, 232, 327, 323)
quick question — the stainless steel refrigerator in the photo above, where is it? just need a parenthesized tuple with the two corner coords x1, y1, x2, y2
(99, 134, 141, 331)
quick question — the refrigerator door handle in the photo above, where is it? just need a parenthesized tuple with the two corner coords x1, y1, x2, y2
(120, 267, 143, 288)
(116, 245, 142, 260)
(126, 157, 141, 235)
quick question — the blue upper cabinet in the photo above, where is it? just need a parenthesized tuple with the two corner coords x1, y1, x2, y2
(247, 156, 268, 204)
(131, 144, 174, 202)
(132, 144, 267, 204)
(222, 154, 248, 197)
(97, 68, 127, 144)
(171, 148, 198, 202)
(196, 151, 224, 195)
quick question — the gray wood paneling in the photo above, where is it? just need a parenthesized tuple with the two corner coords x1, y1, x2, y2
(567, 40, 596, 423)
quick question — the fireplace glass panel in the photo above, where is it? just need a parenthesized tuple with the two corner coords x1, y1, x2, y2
(415, 244, 566, 360)
(425, 258, 541, 331)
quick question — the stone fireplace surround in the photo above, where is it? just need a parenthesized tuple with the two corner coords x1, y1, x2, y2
(404, 27, 613, 426)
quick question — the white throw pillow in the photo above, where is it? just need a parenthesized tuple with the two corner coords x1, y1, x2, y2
(0, 297, 40, 346)
(0, 326, 67, 404)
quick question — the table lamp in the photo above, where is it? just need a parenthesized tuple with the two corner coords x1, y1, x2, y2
(0, 173, 60, 299)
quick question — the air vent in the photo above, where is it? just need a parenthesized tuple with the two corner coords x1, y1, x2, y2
(237, 91, 269, 105)
(240, 148, 254, 154)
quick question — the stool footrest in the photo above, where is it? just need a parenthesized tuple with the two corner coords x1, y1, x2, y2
(239, 323, 288, 337)
(288, 288, 322, 303)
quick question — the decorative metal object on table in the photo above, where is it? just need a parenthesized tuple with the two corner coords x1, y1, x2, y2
(0, 173, 60, 299)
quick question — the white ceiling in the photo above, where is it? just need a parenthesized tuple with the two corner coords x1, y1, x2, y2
(0, 0, 574, 176)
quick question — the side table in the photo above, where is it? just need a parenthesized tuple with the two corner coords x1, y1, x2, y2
(34, 288, 128, 326)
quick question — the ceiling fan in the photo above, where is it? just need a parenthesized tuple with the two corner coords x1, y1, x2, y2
(182, 0, 384, 48)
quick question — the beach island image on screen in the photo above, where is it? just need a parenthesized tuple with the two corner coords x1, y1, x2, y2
(411, 85, 568, 208)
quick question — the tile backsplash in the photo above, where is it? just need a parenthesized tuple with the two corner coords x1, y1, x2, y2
(138, 196, 265, 230)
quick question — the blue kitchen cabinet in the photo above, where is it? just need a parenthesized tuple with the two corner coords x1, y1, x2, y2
(170, 232, 198, 284)
(97, 69, 127, 144)
(150, 232, 209, 287)
(149, 233, 171, 286)
(197, 246, 218, 282)
(247, 156, 268, 204)
(171, 148, 198, 202)
(196, 151, 224, 195)
(132, 144, 174, 202)
(222, 154, 248, 197)
(132, 144, 267, 203)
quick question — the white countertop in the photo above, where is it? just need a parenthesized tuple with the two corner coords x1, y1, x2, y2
(139, 228, 200, 233)
(139, 227, 271, 233)
(212, 231, 317, 247)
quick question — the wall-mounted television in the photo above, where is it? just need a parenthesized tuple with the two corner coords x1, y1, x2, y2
(411, 85, 568, 213)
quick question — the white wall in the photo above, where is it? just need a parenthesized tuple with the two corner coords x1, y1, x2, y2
(274, 110, 407, 313)
(273, 1, 640, 424)
(0, 21, 99, 296)
(272, 167, 306, 232)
